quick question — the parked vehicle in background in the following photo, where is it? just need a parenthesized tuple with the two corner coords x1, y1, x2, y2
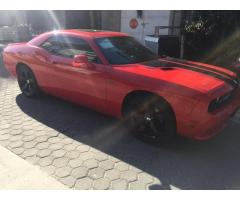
(2, 29, 240, 143)
(0, 25, 31, 43)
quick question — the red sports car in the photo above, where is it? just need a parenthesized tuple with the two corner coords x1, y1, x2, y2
(2, 29, 240, 143)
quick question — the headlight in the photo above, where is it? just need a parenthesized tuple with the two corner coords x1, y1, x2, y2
(208, 91, 234, 112)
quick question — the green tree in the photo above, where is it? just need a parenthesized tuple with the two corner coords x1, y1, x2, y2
(183, 11, 240, 67)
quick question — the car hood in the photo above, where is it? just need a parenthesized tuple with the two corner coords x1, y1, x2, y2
(114, 57, 239, 96)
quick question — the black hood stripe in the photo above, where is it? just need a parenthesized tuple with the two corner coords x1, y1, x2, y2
(142, 59, 239, 89)
(165, 57, 237, 80)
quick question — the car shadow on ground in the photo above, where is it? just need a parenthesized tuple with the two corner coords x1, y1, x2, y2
(16, 93, 240, 189)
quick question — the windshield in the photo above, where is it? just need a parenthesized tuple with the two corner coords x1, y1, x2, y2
(95, 36, 158, 64)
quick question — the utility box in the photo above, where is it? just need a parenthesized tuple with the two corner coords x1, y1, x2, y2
(145, 26, 181, 58)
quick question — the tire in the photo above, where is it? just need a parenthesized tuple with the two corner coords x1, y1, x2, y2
(123, 95, 177, 144)
(16, 65, 41, 98)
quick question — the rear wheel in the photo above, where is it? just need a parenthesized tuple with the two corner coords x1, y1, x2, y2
(16, 65, 41, 97)
(124, 95, 176, 144)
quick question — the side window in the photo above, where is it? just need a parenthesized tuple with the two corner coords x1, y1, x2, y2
(41, 35, 101, 64)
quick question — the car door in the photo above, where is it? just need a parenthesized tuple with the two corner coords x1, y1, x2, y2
(40, 35, 108, 112)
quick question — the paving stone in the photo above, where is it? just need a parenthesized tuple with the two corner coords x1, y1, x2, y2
(111, 179, 128, 190)
(93, 152, 108, 161)
(129, 181, 146, 190)
(47, 130, 59, 137)
(65, 150, 80, 159)
(11, 125, 23, 130)
(71, 166, 88, 179)
(88, 167, 105, 179)
(99, 160, 114, 170)
(93, 178, 110, 190)
(36, 130, 48, 136)
(9, 135, 23, 142)
(51, 149, 66, 158)
(79, 152, 96, 161)
(63, 143, 78, 151)
(68, 158, 84, 168)
(83, 159, 99, 169)
(35, 135, 49, 143)
(38, 156, 54, 167)
(36, 142, 50, 150)
(23, 141, 38, 149)
(0, 140, 10, 147)
(49, 142, 64, 150)
(37, 149, 52, 158)
(104, 169, 120, 180)
(0, 129, 9, 135)
(11, 120, 23, 125)
(53, 157, 69, 167)
(108, 156, 120, 163)
(9, 129, 23, 135)
(129, 166, 142, 173)
(89, 148, 101, 154)
(11, 147, 24, 155)
(8, 141, 24, 149)
(22, 135, 36, 142)
(55, 167, 72, 178)
(120, 170, 137, 182)
(60, 176, 76, 188)
(138, 173, 154, 184)
(74, 177, 92, 190)
(32, 123, 44, 130)
(115, 162, 129, 171)
(22, 125, 33, 131)
(25, 155, 40, 164)
(42, 165, 57, 175)
(22, 148, 38, 157)
(146, 179, 162, 189)
(0, 123, 11, 129)
(48, 137, 62, 143)
(0, 134, 10, 141)
(76, 145, 90, 153)
(62, 138, 73, 145)
(22, 130, 35, 136)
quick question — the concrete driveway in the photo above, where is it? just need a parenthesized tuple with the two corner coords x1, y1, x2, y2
(1, 54, 240, 189)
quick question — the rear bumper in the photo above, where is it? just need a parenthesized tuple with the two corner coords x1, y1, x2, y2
(179, 91, 240, 140)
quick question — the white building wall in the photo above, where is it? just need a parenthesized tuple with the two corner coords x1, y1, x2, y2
(121, 10, 171, 44)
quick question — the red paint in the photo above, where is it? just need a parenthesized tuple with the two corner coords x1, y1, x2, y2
(2, 30, 240, 140)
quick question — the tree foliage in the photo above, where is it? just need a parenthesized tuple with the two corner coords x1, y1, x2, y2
(183, 11, 240, 67)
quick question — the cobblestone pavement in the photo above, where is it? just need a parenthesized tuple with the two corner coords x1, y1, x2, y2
(1, 59, 240, 189)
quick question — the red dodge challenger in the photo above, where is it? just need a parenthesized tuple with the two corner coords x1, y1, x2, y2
(2, 29, 240, 143)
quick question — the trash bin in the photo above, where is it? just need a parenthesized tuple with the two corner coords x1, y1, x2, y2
(145, 35, 180, 58)
(145, 26, 181, 58)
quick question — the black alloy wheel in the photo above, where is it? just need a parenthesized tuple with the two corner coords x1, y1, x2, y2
(124, 95, 176, 144)
(17, 66, 41, 97)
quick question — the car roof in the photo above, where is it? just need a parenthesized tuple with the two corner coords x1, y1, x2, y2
(28, 29, 129, 46)
(53, 29, 129, 38)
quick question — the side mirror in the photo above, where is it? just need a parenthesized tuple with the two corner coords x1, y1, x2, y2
(72, 54, 89, 67)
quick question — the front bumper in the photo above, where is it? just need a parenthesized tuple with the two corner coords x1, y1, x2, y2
(179, 90, 240, 140)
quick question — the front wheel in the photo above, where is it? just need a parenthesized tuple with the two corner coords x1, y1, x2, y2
(16, 65, 41, 97)
(124, 95, 177, 144)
